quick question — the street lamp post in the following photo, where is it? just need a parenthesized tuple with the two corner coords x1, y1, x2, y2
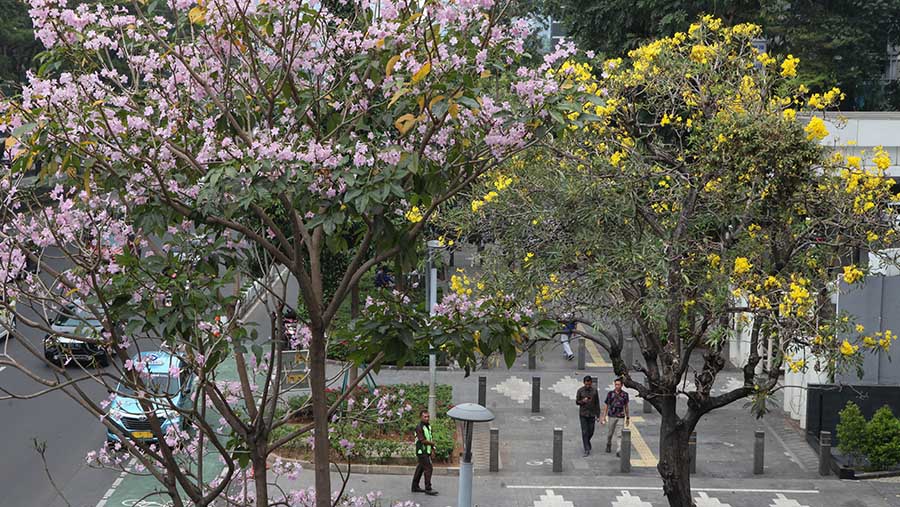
(448, 403, 495, 507)
(426, 239, 441, 418)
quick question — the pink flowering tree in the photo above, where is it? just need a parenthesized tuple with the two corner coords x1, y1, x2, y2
(0, 0, 568, 505)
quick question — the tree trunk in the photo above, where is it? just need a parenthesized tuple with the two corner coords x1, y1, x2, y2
(349, 283, 359, 382)
(253, 454, 268, 507)
(658, 413, 694, 507)
(309, 327, 332, 507)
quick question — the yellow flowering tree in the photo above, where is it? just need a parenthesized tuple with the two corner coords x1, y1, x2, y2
(446, 16, 900, 507)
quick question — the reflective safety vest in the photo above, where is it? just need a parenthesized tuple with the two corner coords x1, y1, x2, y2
(417, 424, 433, 455)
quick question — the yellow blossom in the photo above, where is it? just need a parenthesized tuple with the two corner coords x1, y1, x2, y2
(840, 339, 858, 356)
(780, 55, 799, 78)
(471, 200, 485, 213)
(856, 324, 866, 333)
(733, 257, 752, 275)
(493, 174, 514, 191)
(867, 231, 879, 242)
(804, 117, 828, 141)
(756, 52, 776, 67)
(405, 206, 424, 223)
(707, 253, 721, 268)
(783, 108, 796, 121)
(842, 265, 864, 284)
(690, 44, 715, 64)
(873, 148, 891, 170)
(786, 357, 805, 373)
(847, 156, 861, 169)
(764, 276, 781, 290)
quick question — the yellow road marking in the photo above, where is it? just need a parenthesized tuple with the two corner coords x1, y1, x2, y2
(584, 339, 610, 367)
(627, 416, 658, 467)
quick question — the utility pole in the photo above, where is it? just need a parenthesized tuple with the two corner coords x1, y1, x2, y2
(426, 240, 441, 417)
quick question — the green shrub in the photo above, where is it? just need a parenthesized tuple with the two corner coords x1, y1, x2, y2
(837, 401, 868, 466)
(865, 405, 900, 471)
(275, 383, 456, 462)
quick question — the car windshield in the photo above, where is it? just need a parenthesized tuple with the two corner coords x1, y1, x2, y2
(54, 305, 101, 328)
(116, 374, 181, 397)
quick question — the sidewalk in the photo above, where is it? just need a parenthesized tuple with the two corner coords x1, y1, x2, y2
(304, 341, 900, 506)
(326, 339, 818, 481)
(277, 470, 900, 507)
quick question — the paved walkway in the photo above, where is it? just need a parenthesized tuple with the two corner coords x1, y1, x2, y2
(336, 338, 818, 481)
(277, 472, 900, 507)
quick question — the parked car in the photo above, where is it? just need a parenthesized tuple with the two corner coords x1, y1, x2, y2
(105, 351, 195, 444)
(42, 303, 109, 367)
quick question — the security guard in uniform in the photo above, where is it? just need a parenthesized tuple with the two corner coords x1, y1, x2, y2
(411, 410, 439, 496)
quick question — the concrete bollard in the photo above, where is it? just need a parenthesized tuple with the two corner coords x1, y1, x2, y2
(478, 376, 487, 406)
(553, 428, 563, 472)
(577, 339, 586, 370)
(689, 431, 697, 474)
(819, 431, 832, 476)
(620, 428, 632, 473)
(489, 428, 499, 472)
(753, 430, 765, 475)
(528, 347, 536, 370)
(532, 377, 541, 413)
(643, 398, 652, 414)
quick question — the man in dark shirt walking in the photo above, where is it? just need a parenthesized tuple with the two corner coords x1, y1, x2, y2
(575, 375, 601, 457)
(411, 410, 439, 496)
(601, 378, 630, 456)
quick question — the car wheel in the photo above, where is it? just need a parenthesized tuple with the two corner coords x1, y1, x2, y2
(97, 354, 110, 368)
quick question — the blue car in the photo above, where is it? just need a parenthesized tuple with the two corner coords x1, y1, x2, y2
(106, 351, 195, 444)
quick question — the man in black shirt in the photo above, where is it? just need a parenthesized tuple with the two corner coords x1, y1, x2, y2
(411, 410, 438, 496)
(575, 375, 601, 457)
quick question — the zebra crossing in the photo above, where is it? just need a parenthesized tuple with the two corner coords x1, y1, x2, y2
(513, 488, 816, 507)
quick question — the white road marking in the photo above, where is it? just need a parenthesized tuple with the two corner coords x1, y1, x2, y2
(769, 493, 811, 507)
(533, 489, 575, 507)
(549, 376, 582, 400)
(505, 486, 819, 494)
(696, 491, 732, 507)
(491, 376, 533, 404)
(611, 490, 652, 507)
(95, 459, 134, 507)
(0, 366, 6, 372)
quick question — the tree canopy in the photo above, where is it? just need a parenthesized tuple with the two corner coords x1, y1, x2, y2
(0, 0, 40, 94)
(445, 15, 900, 506)
(0, 0, 566, 505)
(541, 0, 900, 109)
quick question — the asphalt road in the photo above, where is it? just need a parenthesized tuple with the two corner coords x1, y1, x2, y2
(0, 247, 119, 507)
(0, 247, 298, 507)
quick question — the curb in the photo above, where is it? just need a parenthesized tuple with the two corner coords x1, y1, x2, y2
(270, 454, 462, 476)
(851, 469, 900, 480)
